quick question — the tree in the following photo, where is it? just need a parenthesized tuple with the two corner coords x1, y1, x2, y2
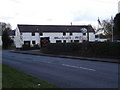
(0, 22, 7, 31)
(2, 28, 13, 49)
(96, 18, 114, 40)
(114, 13, 120, 40)
(102, 19, 113, 40)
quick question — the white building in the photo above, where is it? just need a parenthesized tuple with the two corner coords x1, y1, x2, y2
(14, 24, 95, 49)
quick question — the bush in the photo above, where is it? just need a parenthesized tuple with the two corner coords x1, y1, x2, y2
(21, 44, 40, 50)
(33, 44, 40, 49)
(22, 44, 31, 50)
(41, 42, 120, 58)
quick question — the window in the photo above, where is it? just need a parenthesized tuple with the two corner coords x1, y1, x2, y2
(74, 40, 79, 43)
(56, 40, 62, 43)
(32, 41, 36, 44)
(95, 35, 98, 38)
(24, 41, 30, 47)
(70, 40, 73, 43)
(40, 32, 43, 36)
(83, 40, 86, 42)
(70, 32, 72, 35)
(63, 32, 66, 36)
(83, 33, 86, 35)
(12, 36, 14, 39)
(63, 40, 66, 43)
(32, 32, 35, 36)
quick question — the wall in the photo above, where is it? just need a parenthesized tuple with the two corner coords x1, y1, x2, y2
(22, 32, 40, 46)
(14, 27, 23, 48)
(89, 33, 95, 42)
(42, 32, 83, 43)
(14, 29, 95, 48)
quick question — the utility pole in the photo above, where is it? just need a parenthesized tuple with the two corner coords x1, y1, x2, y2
(111, 16, 114, 42)
(111, 24, 113, 42)
(71, 22, 72, 26)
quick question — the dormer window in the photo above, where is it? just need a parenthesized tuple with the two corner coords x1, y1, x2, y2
(70, 32, 72, 35)
(40, 32, 43, 36)
(32, 41, 36, 44)
(83, 33, 86, 35)
(32, 32, 35, 36)
(63, 32, 66, 36)
(81, 28, 87, 33)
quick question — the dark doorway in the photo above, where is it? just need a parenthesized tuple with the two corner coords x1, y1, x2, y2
(24, 41, 30, 47)
(40, 37, 50, 48)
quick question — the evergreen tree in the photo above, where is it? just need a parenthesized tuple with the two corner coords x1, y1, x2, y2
(114, 13, 120, 40)
(2, 28, 13, 49)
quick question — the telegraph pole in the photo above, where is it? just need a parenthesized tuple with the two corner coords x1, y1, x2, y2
(111, 24, 113, 42)
(111, 16, 114, 42)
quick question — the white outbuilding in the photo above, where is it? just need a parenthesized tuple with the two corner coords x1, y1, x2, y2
(14, 24, 95, 49)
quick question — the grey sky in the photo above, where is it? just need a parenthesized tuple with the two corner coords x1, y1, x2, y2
(0, 0, 119, 29)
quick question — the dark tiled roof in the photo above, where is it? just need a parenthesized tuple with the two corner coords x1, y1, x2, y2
(8, 30, 15, 36)
(17, 24, 95, 33)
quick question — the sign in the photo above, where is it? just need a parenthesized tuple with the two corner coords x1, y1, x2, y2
(54, 36, 82, 40)
(54, 36, 71, 39)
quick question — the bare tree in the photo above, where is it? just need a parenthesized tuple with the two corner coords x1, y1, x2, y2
(102, 20, 112, 38)
(96, 18, 114, 40)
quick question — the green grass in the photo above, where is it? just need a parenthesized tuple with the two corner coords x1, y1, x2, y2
(2, 64, 59, 88)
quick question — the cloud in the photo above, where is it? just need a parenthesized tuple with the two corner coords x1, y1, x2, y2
(0, 16, 14, 20)
(10, 0, 20, 3)
(0, 0, 119, 29)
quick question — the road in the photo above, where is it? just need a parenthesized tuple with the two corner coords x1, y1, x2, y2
(2, 50, 118, 88)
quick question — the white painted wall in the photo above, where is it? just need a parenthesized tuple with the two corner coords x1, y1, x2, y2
(14, 29, 95, 48)
(72, 33, 83, 43)
(14, 27, 24, 48)
(82, 34, 87, 41)
(22, 32, 40, 46)
(43, 32, 84, 43)
(89, 33, 95, 42)
(42, 32, 63, 43)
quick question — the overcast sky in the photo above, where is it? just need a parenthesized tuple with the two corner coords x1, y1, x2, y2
(0, 0, 119, 29)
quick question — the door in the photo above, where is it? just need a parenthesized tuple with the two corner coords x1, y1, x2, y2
(24, 41, 30, 47)
(40, 37, 50, 48)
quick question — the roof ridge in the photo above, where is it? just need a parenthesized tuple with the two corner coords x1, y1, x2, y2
(17, 24, 90, 27)
(17, 24, 95, 33)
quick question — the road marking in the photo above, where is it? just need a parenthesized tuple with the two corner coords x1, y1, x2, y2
(47, 62, 52, 63)
(62, 64, 96, 71)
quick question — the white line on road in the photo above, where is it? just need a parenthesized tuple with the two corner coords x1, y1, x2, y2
(47, 62, 52, 63)
(62, 64, 96, 71)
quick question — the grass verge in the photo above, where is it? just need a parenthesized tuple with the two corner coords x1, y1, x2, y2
(2, 64, 59, 88)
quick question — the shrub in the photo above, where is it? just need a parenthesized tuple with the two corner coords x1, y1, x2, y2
(21, 44, 40, 50)
(41, 42, 120, 58)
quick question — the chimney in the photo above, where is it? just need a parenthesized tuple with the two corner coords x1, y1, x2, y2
(71, 22, 72, 26)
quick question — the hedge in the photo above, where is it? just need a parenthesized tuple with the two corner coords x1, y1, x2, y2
(21, 44, 40, 50)
(41, 42, 120, 59)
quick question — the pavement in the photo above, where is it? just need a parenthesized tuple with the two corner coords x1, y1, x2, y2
(10, 50, 119, 64)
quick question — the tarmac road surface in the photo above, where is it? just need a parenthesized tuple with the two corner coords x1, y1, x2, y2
(2, 50, 118, 88)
